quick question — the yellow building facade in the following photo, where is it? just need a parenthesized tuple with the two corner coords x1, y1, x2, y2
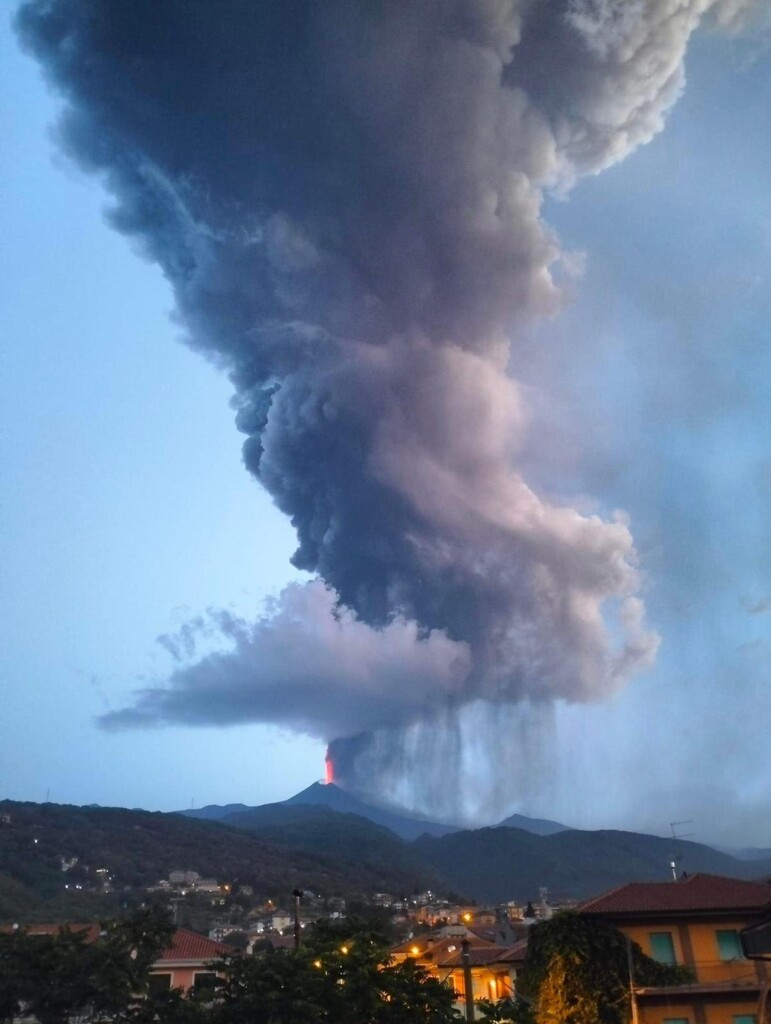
(581, 874, 771, 1024)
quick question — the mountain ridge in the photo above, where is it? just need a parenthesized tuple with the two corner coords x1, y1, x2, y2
(495, 812, 570, 836)
(413, 825, 771, 902)
(183, 783, 571, 841)
(182, 783, 460, 841)
(2, 797, 770, 921)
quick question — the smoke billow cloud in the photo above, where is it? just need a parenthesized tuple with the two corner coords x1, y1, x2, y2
(102, 580, 471, 739)
(16, 0, 761, 817)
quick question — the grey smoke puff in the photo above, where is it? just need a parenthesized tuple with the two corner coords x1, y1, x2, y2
(16, 0, 754, 801)
(101, 581, 471, 738)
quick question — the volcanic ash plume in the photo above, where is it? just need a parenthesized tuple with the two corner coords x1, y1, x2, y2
(17, 0, 759, 816)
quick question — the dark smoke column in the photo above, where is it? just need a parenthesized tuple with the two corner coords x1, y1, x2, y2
(16, 0, 752, 817)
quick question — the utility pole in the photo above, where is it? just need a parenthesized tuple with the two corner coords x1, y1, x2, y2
(292, 888, 303, 950)
(461, 938, 475, 1022)
(627, 935, 640, 1024)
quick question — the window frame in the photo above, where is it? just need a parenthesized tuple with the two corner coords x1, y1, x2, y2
(716, 929, 744, 961)
(649, 931, 677, 965)
(147, 973, 173, 996)
(192, 971, 218, 994)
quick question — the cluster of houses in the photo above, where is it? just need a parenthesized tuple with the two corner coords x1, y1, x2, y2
(149, 870, 229, 897)
(169, 873, 771, 1022)
(206, 891, 564, 950)
(390, 873, 771, 1023)
(6, 872, 770, 1022)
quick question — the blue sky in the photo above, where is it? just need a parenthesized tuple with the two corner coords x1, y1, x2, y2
(1, 10, 769, 845)
(0, 12, 320, 811)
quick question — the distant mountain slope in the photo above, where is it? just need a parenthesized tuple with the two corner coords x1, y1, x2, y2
(4, 800, 769, 920)
(183, 784, 574, 841)
(222, 804, 451, 896)
(496, 812, 570, 836)
(282, 783, 461, 841)
(413, 826, 771, 903)
(183, 784, 460, 841)
(183, 802, 254, 821)
(0, 800, 447, 923)
(716, 846, 771, 862)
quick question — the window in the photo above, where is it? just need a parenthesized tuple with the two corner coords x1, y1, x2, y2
(147, 973, 172, 996)
(732, 1016, 756, 1024)
(716, 929, 743, 960)
(193, 972, 218, 993)
(663, 1018, 689, 1024)
(649, 932, 677, 965)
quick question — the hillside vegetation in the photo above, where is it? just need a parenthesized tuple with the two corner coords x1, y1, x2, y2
(413, 826, 771, 902)
(0, 801, 449, 924)
(3, 798, 769, 924)
(221, 804, 446, 894)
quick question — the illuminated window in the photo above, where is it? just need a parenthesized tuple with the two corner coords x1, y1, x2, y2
(649, 932, 677, 965)
(716, 930, 743, 960)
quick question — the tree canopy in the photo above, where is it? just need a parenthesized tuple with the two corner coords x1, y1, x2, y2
(0, 906, 174, 1024)
(0, 912, 461, 1024)
(214, 922, 461, 1024)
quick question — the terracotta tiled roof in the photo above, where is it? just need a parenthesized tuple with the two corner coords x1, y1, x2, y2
(158, 929, 236, 961)
(0, 923, 235, 963)
(437, 946, 511, 967)
(580, 874, 771, 916)
(496, 939, 528, 963)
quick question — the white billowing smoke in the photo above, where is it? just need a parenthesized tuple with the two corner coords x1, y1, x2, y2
(16, 0, 761, 817)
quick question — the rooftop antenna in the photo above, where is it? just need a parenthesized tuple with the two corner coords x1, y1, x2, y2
(669, 820, 694, 881)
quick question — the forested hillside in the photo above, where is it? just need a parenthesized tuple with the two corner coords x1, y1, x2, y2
(414, 826, 771, 902)
(0, 801, 449, 923)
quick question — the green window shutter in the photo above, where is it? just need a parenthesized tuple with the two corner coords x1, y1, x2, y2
(716, 930, 743, 960)
(650, 932, 677, 964)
